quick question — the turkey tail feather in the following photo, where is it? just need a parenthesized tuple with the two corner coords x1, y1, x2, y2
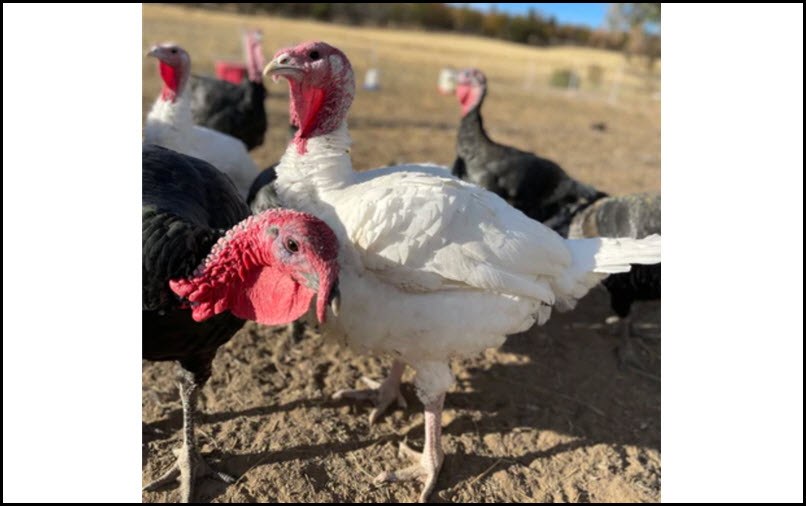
(570, 234, 661, 274)
(553, 234, 661, 311)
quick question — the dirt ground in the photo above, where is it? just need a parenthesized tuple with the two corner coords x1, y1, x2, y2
(142, 289, 660, 503)
(142, 5, 661, 503)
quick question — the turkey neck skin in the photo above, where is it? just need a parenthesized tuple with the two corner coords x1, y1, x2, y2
(274, 121, 354, 201)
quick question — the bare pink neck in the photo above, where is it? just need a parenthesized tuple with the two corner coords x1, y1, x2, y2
(290, 81, 353, 154)
(245, 39, 264, 83)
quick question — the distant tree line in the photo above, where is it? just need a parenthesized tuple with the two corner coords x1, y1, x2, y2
(180, 3, 660, 56)
(607, 3, 661, 68)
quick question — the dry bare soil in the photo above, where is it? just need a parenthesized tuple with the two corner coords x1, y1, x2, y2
(142, 5, 661, 502)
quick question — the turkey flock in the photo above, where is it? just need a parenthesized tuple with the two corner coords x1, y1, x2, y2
(143, 32, 661, 503)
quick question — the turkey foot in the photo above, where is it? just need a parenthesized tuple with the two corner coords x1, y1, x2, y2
(374, 393, 445, 502)
(374, 441, 444, 503)
(333, 360, 407, 424)
(616, 316, 646, 371)
(143, 369, 236, 502)
(143, 443, 235, 502)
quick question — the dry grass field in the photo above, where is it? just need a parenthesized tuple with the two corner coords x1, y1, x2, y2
(142, 4, 661, 503)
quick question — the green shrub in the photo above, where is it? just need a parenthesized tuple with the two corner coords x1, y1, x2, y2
(550, 69, 580, 89)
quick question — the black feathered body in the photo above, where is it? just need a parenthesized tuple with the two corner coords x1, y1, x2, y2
(453, 106, 606, 236)
(569, 192, 661, 318)
(142, 144, 250, 378)
(244, 125, 298, 215)
(246, 163, 283, 215)
(189, 75, 267, 151)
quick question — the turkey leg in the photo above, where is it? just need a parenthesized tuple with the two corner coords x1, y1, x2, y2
(374, 393, 445, 503)
(143, 367, 235, 502)
(333, 360, 407, 424)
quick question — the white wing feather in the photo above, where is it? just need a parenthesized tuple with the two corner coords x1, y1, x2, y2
(273, 124, 661, 364)
(333, 167, 572, 304)
(184, 125, 257, 197)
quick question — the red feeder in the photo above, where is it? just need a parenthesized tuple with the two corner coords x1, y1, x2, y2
(215, 61, 248, 85)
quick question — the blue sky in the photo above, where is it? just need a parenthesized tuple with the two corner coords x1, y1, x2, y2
(451, 3, 612, 29)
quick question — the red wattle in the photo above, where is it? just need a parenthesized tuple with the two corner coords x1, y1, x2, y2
(299, 86, 324, 136)
(294, 84, 325, 154)
(456, 84, 475, 117)
(232, 267, 314, 325)
(159, 61, 181, 101)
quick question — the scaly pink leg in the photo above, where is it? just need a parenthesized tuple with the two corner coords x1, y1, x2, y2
(374, 393, 445, 503)
(333, 360, 407, 424)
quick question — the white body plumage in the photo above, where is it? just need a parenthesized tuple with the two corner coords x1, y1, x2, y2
(276, 123, 661, 399)
(144, 91, 257, 199)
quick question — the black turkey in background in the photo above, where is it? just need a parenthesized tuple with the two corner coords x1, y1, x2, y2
(451, 68, 660, 370)
(451, 68, 606, 238)
(190, 29, 268, 150)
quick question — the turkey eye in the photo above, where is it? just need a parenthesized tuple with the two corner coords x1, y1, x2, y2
(309, 51, 320, 61)
(285, 238, 299, 253)
(170, 49, 177, 54)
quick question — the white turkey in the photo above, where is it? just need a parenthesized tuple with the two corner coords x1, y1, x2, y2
(264, 41, 661, 502)
(363, 67, 381, 90)
(144, 43, 258, 198)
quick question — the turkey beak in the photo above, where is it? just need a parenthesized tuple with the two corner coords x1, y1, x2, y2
(147, 46, 160, 58)
(263, 55, 303, 83)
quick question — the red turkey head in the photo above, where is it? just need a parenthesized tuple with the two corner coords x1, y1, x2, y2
(170, 209, 340, 326)
(148, 43, 191, 102)
(263, 41, 355, 153)
(456, 68, 487, 117)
